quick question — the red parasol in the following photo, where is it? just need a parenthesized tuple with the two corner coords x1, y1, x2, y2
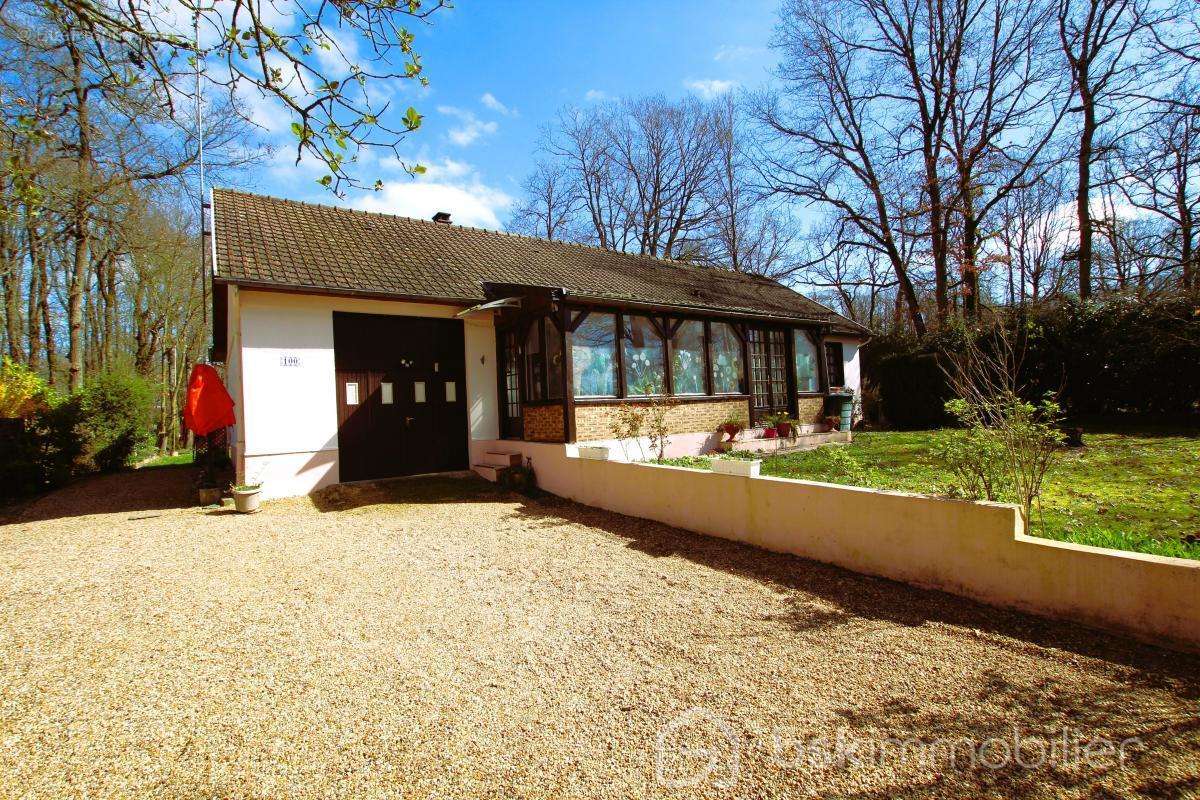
(183, 363, 236, 437)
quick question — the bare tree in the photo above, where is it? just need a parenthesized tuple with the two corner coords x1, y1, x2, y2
(508, 161, 580, 241)
(1116, 100, 1199, 289)
(1056, 0, 1165, 299)
(705, 93, 800, 277)
(754, 0, 948, 334)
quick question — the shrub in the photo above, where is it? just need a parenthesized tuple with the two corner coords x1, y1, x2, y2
(75, 372, 156, 472)
(0, 395, 86, 498)
(0, 357, 50, 419)
(932, 402, 1009, 501)
(862, 294, 1200, 427)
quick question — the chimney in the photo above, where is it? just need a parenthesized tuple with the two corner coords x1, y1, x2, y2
(432, 211, 452, 225)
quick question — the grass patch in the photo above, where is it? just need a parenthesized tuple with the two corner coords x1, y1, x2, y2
(663, 429, 1200, 560)
(139, 449, 195, 469)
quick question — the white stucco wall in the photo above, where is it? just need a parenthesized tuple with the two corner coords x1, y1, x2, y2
(231, 290, 498, 498)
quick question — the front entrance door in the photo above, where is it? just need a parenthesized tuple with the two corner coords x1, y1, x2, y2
(333, 312, 469, 482)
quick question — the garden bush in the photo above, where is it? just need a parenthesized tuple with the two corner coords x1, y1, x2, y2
(0, 369, 157, 499)
(75, 371, 156, 472)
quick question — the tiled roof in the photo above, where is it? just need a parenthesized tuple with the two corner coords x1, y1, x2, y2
(211, 188, 868, 335)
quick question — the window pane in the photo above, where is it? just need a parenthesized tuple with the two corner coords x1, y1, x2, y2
(524, 319, 544, 401)
(546, 321, 564, 399)
(572, 313, 617, 397)
(623, 315, 665, 396)
(380, 382, 394, 404)
(345, 382, 359, 405)
(710, 322, 744, 394)
(671, 320, 705, 395)
(414, 381, 426, 403)
(794, 331, 819, 393)
(445, 381, 457, 402)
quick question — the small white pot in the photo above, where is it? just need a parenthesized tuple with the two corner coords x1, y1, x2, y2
(232, 487, 262, 513)
(579, 445, 610, 461)
(712, 458, 761, 477)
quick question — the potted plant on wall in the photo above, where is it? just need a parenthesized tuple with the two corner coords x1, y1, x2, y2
(718, 414, 746, 443)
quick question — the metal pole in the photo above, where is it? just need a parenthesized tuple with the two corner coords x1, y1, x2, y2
(194, 6, 208, 333)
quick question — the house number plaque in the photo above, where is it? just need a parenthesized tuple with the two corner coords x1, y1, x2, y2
(279, 354, 303, 368)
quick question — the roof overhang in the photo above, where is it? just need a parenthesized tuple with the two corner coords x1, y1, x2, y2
(454, 297, 523, 318)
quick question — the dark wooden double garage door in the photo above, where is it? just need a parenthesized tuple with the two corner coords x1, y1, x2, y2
(333, 312, 469, 482)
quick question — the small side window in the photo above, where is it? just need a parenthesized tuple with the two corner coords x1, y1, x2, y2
(445, 381, 457, 402)
(414, 381, 426, 403)
(345, 382, 359, 405)
(380, 382, 394, 404)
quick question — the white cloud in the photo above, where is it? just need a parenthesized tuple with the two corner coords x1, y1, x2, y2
(437, 105, 499, 146)
(584, 89, 610, 102)
(313, 30, 361, 73)
(347, 157, 512, 229)
(714, 44, 763, 62)
(480, 92, 515, 116)
(684, 79, 739, 99)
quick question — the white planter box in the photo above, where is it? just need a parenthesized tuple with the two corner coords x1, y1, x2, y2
(579, 445, 610, 461)
(712, 458, 761, 477)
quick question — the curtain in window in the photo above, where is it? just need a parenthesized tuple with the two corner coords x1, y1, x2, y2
(794, 330, 819, 393)
(572, 313, 617, 397)
(623, 315, 666, 395)
(710, 322, 744, 394)
(671, 320, 705, 395)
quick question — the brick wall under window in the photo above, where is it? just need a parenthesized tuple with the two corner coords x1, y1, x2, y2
(524, 403, 566, 442)
(797, 397, 825, 425)
(574, 398, 751, 442)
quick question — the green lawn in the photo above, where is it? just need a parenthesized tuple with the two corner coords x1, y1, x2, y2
(138, 449, 195, 469)
(663, 429, 1200, 560)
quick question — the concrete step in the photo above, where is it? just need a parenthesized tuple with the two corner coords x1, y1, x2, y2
(482, 451, 522, 468)
(472, 464, 509, 482)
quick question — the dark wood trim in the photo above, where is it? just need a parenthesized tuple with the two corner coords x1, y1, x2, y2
(568, 309, 590, 332)
(563, 294, 831, 327)
(784, 326, 798, 420)
(212, 277, 479, 308)
(573, 394, 751, 407)
(614, 311, 626, 399)
(661, 314, 673, 397)
(701, 320, 712, 396)
(559, 302, 576, 442)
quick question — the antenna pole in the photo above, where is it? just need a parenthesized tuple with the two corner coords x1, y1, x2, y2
(195, 5, 208, 334)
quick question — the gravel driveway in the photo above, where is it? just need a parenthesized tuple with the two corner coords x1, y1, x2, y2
(1, 467, 1197, 799)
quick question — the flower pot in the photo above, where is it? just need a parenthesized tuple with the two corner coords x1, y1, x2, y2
(579, 445, 610, 460)
(720, 424, 743, 441)
(762, 427, 778, 439)
(197, 486, 222, 506)
(775, 423, 793, 438)
(712, 458, 761, 477)
(232, 486, 262, 513)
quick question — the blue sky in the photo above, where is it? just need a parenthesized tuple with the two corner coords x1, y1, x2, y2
(242, 0, 783, 230)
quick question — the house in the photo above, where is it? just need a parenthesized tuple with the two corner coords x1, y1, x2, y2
(208, 189, 869, 498)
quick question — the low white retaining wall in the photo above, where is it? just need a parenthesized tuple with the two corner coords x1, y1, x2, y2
(484, 441, 1200, 653)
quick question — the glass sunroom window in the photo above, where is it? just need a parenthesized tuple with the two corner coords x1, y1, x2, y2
(794, 330, 819, 393)
(623, 315, 666, 396)
(572, 313, 617, 397)
(671, 320, 706, 395)
(710, 322, 744, 394)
